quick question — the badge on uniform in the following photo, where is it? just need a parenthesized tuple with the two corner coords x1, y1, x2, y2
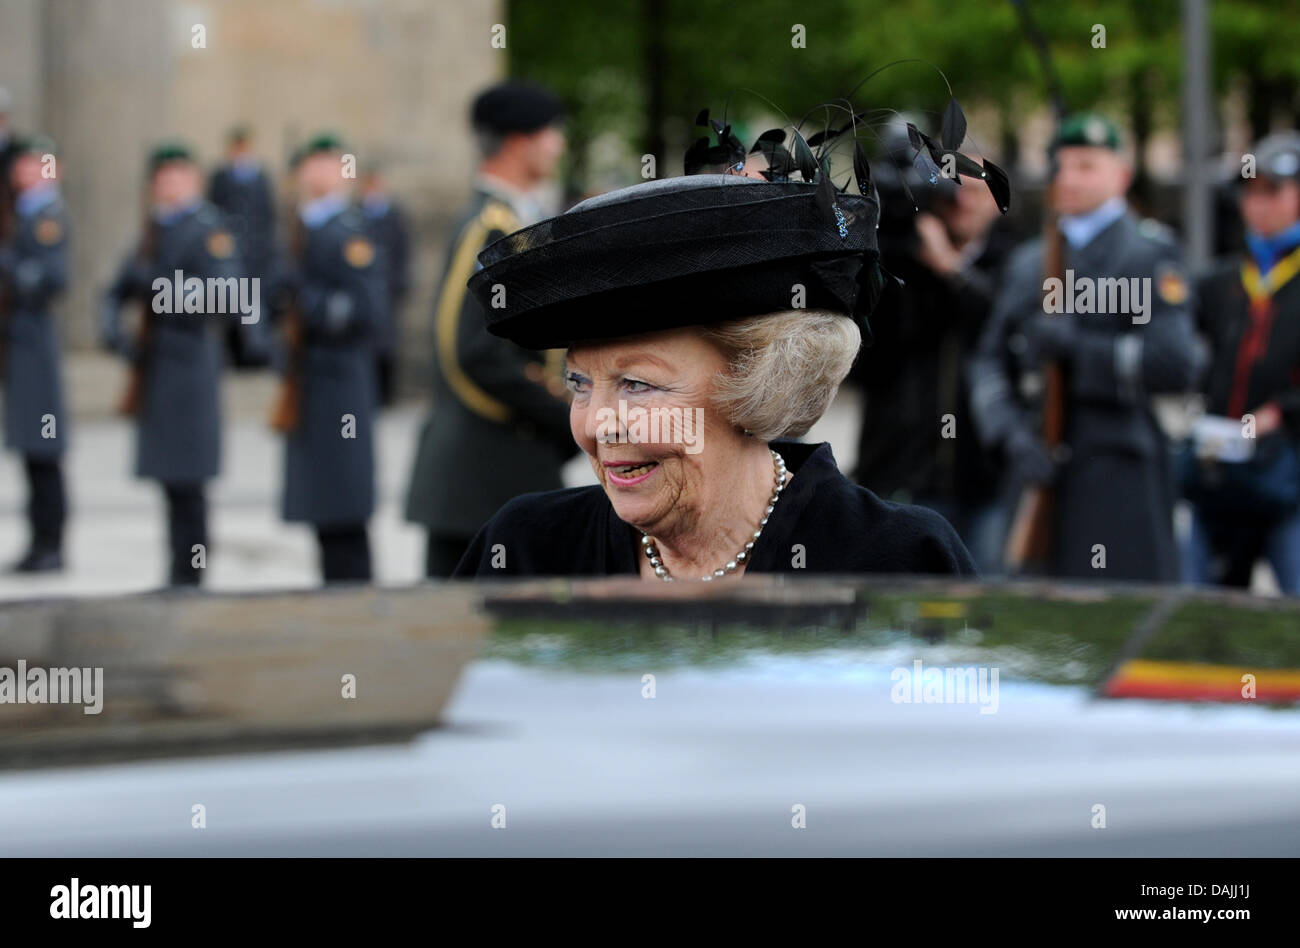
(206, 231, 235, 259)
(35, 218, 63, 246)
(1155, 262, 1188, 306)
(343, 236, 375, 268)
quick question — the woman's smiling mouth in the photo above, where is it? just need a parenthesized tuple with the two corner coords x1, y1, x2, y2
(604, 459, 660, 486)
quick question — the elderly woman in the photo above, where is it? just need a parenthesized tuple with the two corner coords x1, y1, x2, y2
(454, 126, 1005, 579)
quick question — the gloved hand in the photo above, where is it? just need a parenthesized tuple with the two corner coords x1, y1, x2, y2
(1004, 425, 1057, 485)
(1023, 314, 1078, 363)
(97, 299, 133, 358)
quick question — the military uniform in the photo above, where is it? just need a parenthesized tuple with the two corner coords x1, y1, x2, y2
(969, 211, 1200, 580)
(1, 174, 70, 570)
(359, 192, 410, 404)
(101, 153, 249, 585)
(404, 182, 574, 575)
(208, 154, 275, 367)
(276, 190, 385, 582)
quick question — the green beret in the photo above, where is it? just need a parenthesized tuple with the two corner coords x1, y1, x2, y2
(290, 132, 348, 169)
(148, 141, 196, 173)
(11, 133, 57, 157)
(1051, 113, 1122, 153)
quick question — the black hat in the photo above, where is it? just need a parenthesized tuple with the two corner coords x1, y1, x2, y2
(471, 80, 564, 135)
(147, 141, 196, 174)
(467, 92, 1008, 351)
(290, 131, 348, 169)
(468, 174, 883, 350)
(1250, 131, 1300, 182)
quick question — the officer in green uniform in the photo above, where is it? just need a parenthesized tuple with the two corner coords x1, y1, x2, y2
(969, 114, 1202, 581)
(1, 135, 70, 572)
(405, 80, 575, 577)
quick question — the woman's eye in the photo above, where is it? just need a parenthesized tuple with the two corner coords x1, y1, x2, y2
(623, 379, 653, 394)
(564, 373, 590, 393)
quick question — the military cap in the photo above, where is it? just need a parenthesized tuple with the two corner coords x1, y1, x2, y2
(147, 141, 197, 174)
(227, 124, 253, 145)
(10, 133, 57, 157)
(290, 132, 348, 169)
(1250, 131, 1300, 182)
(1051, 113, 1122, 153)
(470, 80, 564, 135)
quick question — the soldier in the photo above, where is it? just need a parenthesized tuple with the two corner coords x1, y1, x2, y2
(358, 161, 410, 405)
(270, 133, 385, 584)
(405, 80, 574, 577)
(1185, 132, 1300, 592)
(1, 135, 70, 572)
(968, 114, 1201, 581)
(100, 143, 254, 587)
(208, 125, 275, 368)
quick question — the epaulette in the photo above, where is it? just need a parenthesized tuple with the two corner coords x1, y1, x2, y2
(478, 198, 520, 236)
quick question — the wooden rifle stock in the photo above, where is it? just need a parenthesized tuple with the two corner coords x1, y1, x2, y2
(117, 217, 157, 417)
(1004, 184, 1067, 572)
(268, 301, 303, 433)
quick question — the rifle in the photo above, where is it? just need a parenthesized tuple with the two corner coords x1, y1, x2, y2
(0, 180, 15, 382)
(268, 217, 305, 433)
(117, 213, 157, 417)
(1003, 182, 1066, 570)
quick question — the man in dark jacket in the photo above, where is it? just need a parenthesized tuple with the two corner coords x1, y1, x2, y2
(207, 126, 275, 368)
(1, 135, 70, 572)
(854, 167, 1015, 571)
(405, 80, 575, 577)
(969, 114, 1202, 581)
(271, 133, 386, 584)
(1186, 131, 1300, 592)
(358, 162, 410, 405)
(101, 143, 256, 586)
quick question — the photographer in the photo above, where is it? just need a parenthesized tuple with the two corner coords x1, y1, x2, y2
(852, 137, 1015, 571)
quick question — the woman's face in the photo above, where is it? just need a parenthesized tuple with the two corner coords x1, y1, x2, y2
(565, 328, 744, 537)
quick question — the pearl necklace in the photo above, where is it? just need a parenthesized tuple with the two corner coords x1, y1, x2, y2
(640, 449, 787, 582)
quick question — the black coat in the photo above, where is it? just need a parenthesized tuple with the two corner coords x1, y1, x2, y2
(280, 205, 386, 526)
(968, 213, 1201, 580)
(360, 199, 410, 356)
(1195, 247, 1300, 437)
(406, 187, 574, 540)
(102, 202, 245, 484)
(2, 190, 70, 459)
(854, 222, 1015, 505)
(454, 441, 976, 577)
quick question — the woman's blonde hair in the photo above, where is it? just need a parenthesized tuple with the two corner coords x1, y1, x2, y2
(701, 310, 862, 441)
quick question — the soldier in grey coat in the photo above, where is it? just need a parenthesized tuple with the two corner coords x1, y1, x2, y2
(968, 115, 1201, 581)
(272, 133, 385, 583)
(101, 143, 257, 586)
(405, 80, 575, 577)
(1, 135, 70, 572)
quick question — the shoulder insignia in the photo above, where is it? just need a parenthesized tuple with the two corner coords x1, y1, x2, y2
(206, 230, 235, 259)
(35, 217, 63, 246)
(1155, 261, 1189, 306)
(343, 235, 375, 268)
